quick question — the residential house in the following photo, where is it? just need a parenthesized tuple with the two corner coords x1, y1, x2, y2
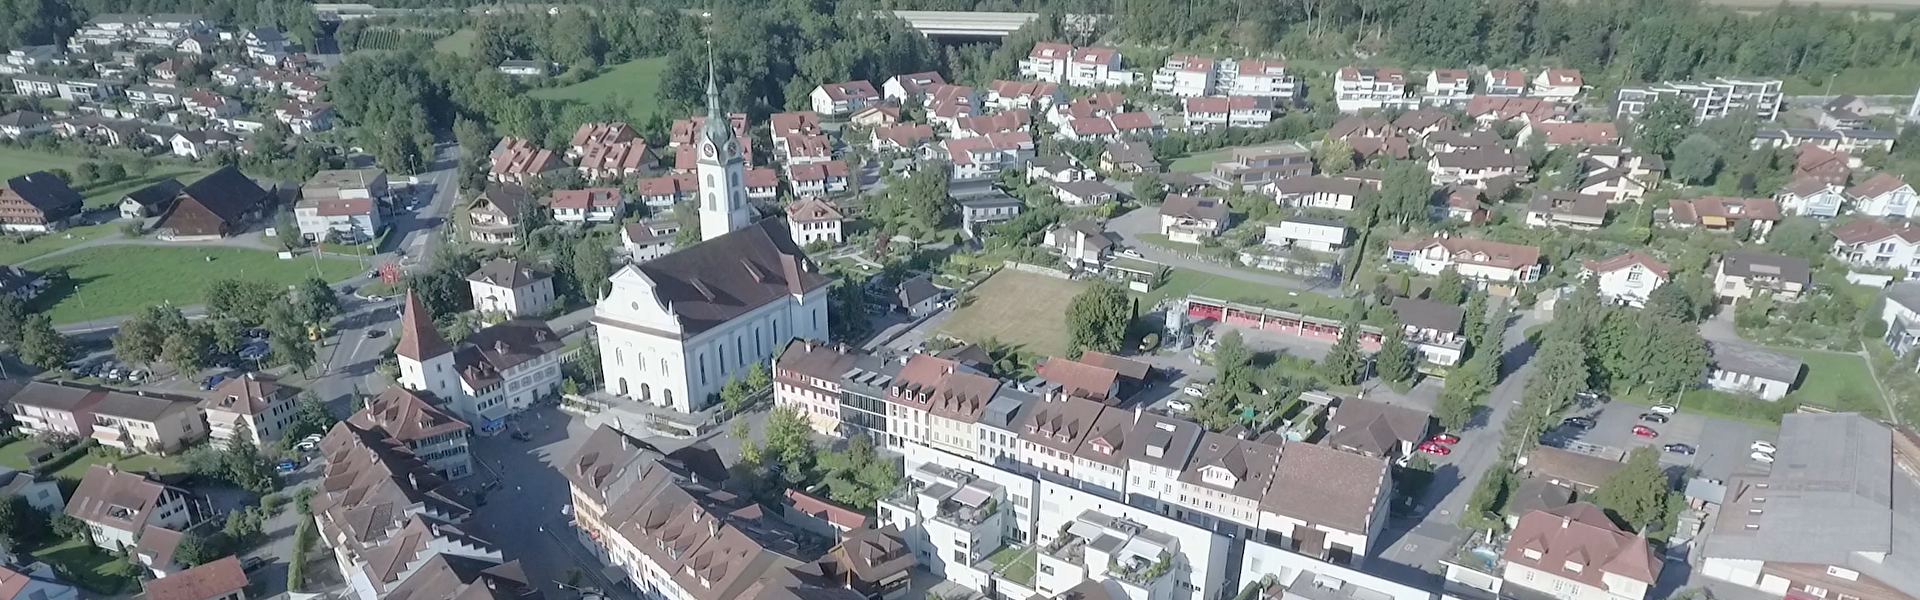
(1269, 176, 1364, 212)
(1021, 42, 1073, 82)
(545, 188, 623, 223)
(1393, 297, 1468, 366)
(1, 45, 60, 75)
(850, 103, 899, 127)
(212, 65, 252, 87)
(9, 382, 106, 439)
(303, 168, 389, 214)
(924, 85, 980, 130)
(1525, 191, 1609, 230)
(635, 173, 698, 209)
(0, 172, 82, 232)
(953, 111, 1030, 139)
(1753, 128, 1898, 155)
(168, 130, 238, 160)
(1392, 109, 1454, 140)
(1520, 446, 1624, 494)
(200, 373, 298, 448)
(274, 101, 334, 134)
(786, 196, 846, 247)
(1066, 46, 1135, 87)
(668, 113, 752, 163)
(65, 465, 194, 553)
(489, 138, 565, 184)
(56, 79, 119, 103)
(1423, 69, 1472, 106)
(955, 184, 1023, 237)
(183, 89, 239, 119)
(1334, 67, 1414, 112)
(1705, 342, 1802, 401)
(1666, 197, 1780, 239)
(1430, 185, 1490, 225)
(1160, 194, 1230, 244)
(1848, 172, 1917, 218)
(985, 80, 1064, 112)
(466, 259, 555, 318)
(1428, 147, 1526, 188)
(8, 75, 56, 97)
(1153, 55, 1218, 97)
(789, 161, 851, 196)
(1502, 503, 1661, 600)
(1209, 143, 1312, 188)
(1226, 60, 1302, 99)
(1050, 180, 1122, 207)
(1182, 95, 1275, 129)
(744, 167, 779, 201)
(0, 566, 77, 600)
(1044, 219, 1114, 268)
(619, 219, 677, 262)
(770, 111, 827, 163)
(0, 111, 50, 140)
(1715, 251, 1811, 303)
(1614, 78, 1782, 122)
(944, 133, 1034, 180)
(1386, 237, 1543, 283)
(825, 526, 914, 600)
(140, 556, 247, 600)
(1025, 155, 1091, 184)
(872, 124, 935, 156)
(1576, 147, 1664, 203)
(1484, 69, 1527, 96)
(87, 389, 206, 454)
(1426, 127, 1507, 153)
(155, 167, 271, 241)
(343, 385, 476, 482)
(882, 71, 946, 102)
(895, 275, 947, 318)
(244, 27, 286, 55)
(774, 340, 858, 435)
(1699, 414, 1920, 600)
(1532, 70, 1584, 100)
(1520, 121, 1619, 149)
(810, 80, 880, 116)
(1793, 144, 1853, 186)
(1266, 217, 1349, 253)
(496, 59, 552, 77)
(466, 184, 530, 245)
(1832, 219, 1920, 274)
(1775, 178, 1846, 219)
(1582, 252, 1670, 308)
(1324, 395, 1430, 460)
(1101, 141, 1156, 174)
(1174, 430, 1282, 535)
(1467, 96, 1568, 125)
(293, 196, 380, 243)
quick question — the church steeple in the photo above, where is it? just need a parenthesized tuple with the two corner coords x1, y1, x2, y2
(701, 42, 734, 150)
(696, 39, 753, 242)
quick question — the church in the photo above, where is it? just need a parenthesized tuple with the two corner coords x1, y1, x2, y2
(394, 290, 566, 434)
(591, 60, 835, 413)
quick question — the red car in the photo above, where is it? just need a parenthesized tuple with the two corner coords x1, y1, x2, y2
(1631, 425, 1659, 438)
(1428, 434, 1461, 445)
(1418, 441, 1452, 456)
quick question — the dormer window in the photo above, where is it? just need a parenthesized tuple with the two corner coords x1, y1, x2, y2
(1523, 549, 1542, 560)
(1564, 561, 1583, 573)
(1201, 465, 1236, 486)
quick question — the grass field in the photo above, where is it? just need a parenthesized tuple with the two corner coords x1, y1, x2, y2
(531, 57, 670, 124)
(76, 168, 212, 209)
(32, 539, 135, 593)
(1780, 65, 1920, 95)
(31, 246, 362, 325)
(1146, 268, 1351, 319)
(0, 147, 93, 181)
(938, 269, 1087, 357)
(0, 438, 185, 481)
(0, 223, 119, 265)
(435, 28, 476, 56)
(1170, 148, 1235, 173)
(1777, 348, 1888, 417)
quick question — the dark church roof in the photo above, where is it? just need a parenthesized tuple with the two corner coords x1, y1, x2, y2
(633, 219, 832, 335)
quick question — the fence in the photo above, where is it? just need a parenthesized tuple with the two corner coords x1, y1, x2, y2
(1002, 260, 1073, 280)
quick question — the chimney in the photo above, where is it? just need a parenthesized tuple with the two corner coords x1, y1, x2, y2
(1561, 517, 1570, 529)
(1134, 406, 1142, 425)
(408, 473, 418, 489)
(708, 517, 720, 538)
(494, 340, 509, 354)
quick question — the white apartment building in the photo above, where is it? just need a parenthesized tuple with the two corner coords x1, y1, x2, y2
(786, 196, 845, 247)
(1240, 542, 1437, 600)
(1614, 77, 1783, 123)
(1152, 56, 1217, 97)
(882, 354, 1001, 457)
(1067, 47, 1137, 88)
(1335, 67, 1416, 113)
(1849, 172, 1917, 218)
(1224, 60, 1302, 99)
(1582, 252, 1670, 308)
(1424, 69, 1472, 106)
(199, 373, 297, 447)
(465, 258, 555, 318)
(1831, 219, 1920, 274)
(1386, 237, 1544, 283)
(879, 462, 1013, 586)
(1020, 43, 1073, 83)
(1036, 477, 1233, 600)
(1266, 217, 1350, 253)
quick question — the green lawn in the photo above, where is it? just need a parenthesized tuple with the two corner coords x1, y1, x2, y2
(983, 545, 1036, 585)
(1781, 65, 1920, 95)
(74, 168, 212, 209)
(0, 223, 120, 265)
(1777, 348, 1888, 417)
(1170, 148, 1235, 173)
(31, 539, 137, 593)
(30, 246, 362, 325)
(434, 28, 476, 56)
(937, 269, 1086, 357)
(531, 57, 670, 124)
(0, 147, 94, 181)
(0, 438, 187, 481)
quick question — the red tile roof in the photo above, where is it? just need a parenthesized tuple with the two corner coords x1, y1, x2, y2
(784, 489, 867, 530)
(1535, 121, 1618, 146)
(1668, 197, 1781, 225)
(789, 161, 847, 183)
(743, 167, 778, 189)
(769, 112, 822, 136)
(1848, 172, 1911, 199)
(1540, 69, 1583, 87)
(1505, 503, 1661, 587)
(141, 556, 247, 600)
(1029, 42, 1071, 60)
(1584, 251, 1670, 278)
(1038, 357, 1119, 401)
(816, 80, 878, 102)
(1488, 69, 1526, 88)
(570, 122, 635, 148)
(1832, 219, 1920, 245)
(546, 188, 621, 209)
(1388, 237, 1541, 271)
(395, 290, 451, 360)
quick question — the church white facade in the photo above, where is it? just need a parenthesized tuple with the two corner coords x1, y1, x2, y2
(590, 58, 834, 414)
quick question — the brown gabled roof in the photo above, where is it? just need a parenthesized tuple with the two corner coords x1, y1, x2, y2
(775, 339, 858, 382)
(626, 219, 833, 336)
(383, 554, 537, 600)
(1849, 172, 1912, 199)
(346, 387, 469, 444)
(1018, 393, 1108, 454)
(134, 525, 184, 568)
(66, 465, 173, 531)
(1583, 252, 1670, 279)
(1669, 196, 1780, 225)
(1523, 446, 1623, 491)
(783, 489, 867, 530)
(395, 290, 451, 361)
(1078, 350, 1151, 382)
(1388, 237, 1540, 271)
(452, 320, 564, 389)
(828, 526, 913, 587)
(1325, 396, 1431, 457)
(1038, 357, 1119, 401)
(1161, 194, 1228, 222)
(886, 354, 1000, 423)
(1832, 219, 1920, 245)
(141, 556, 247, 600)
(1505, 503, 1661, 587)
(466, 258, 551, 289)
(785, 197, 844, 223)
(202, 372, 287, 416)
(1263, 441, 1390, 534)
(1180, 431, 1283, 499)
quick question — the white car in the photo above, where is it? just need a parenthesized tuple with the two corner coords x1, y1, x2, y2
(1168, 400, 1192, 412)
(1751, 451, 1776, 464)
(1649, 404, 1677, 415)
(1182, 384, 1208, 397)
(1120, 248, 1143, 259)
(1751, 440, 1777, 454)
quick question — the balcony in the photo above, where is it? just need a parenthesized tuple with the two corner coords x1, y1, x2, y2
(934, 495, 999, 528)
(1109, 550, 1173, 587)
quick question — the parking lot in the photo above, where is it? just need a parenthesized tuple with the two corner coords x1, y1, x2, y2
(1547, 398, 1778, 482)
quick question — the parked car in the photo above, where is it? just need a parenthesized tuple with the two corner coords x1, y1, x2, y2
(241, 557, 268, 572)
(1120, 248, 1143, 259)
(1751, 451, 1776, 464)
(275, 460, 299, 473)
(1663, 444, 1695, 455)
(1751, 440, 1777, 454)
(1561, 416, 1595, 430)
(202, 374, 226, 390)
(1638, 413, 1669, 424)
(1428, 434, 1461, 445)
(1167, 400, 1192, 412)
(1631, 425, 1659, 438)
(1575, 390, 1607, 403)
(365, 329, 386, 339)
(1182, 384, 1208, 397)
(1418, 441, 1452, 456)
(1649, 404, 1678, 415)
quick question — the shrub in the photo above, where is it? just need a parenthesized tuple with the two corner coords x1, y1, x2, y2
(1676, 390, 1799, 425)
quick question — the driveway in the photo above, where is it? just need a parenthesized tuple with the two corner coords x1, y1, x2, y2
(1549, 399, 1777, 483)
(1103, 208, 1340, 296)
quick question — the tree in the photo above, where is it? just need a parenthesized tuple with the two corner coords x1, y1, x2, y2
(205, 278, 282, 326)
(295, 277, 341, 324)
(1434, 355, 1490, 431)
(51, 514, 88, 544)
(1375, 326, 1416, 385)
(278, 392, 338, 448)
(1763, 217, 1831, 263)
(1463, 467, 1512, 527)
(1375, 160, 1435, 225)
(571, 237, 613, 300)
(763, 406, 816, 473)
(1320, 321, 1365, 385)
(114, 304, 189, 365)
(1668, 135, 1724, 185)
(274, 209, 302, 250)
(161, 323, 216, 373)
(815, 435, 902, 511)
(745, 362, 770, 391)
(729, 418, 750, 441)
(1318, 139, 1356, 174)
(1134, 171, 1167, 205)
(0, 494, 46, 546)
(0, 296, 28, 347)
(269, 318, 318, 375)
(172, 533, 222, 567)
(1635, 97, 1694, 158)
(1066, 282, 1133, 354)
(1591, 448, 1670, 532)
(1431, 268, 1465, 305)
(17, 315, 67, 370)
(720, 376, 751, 415)
(224, 508, 263, 544)
(221, 435, 281, 494)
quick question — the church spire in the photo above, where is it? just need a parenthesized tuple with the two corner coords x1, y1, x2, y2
(706, 41, 720, 120)
(395, 290, 450, 361)
(700, 40, 734, 149)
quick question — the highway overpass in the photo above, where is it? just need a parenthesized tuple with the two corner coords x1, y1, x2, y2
(889, 10, 1038, 38)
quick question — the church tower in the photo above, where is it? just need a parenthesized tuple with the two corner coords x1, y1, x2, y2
(698, 49, 753, 241)
(395, 290, 457, 399)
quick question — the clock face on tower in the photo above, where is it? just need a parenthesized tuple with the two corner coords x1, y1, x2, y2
(701, 142, 715, 158)
(725, 141, 738, 157)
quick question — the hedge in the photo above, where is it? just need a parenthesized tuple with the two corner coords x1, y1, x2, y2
(287, 520, 316, 592)
(30, 439, 98, 476)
